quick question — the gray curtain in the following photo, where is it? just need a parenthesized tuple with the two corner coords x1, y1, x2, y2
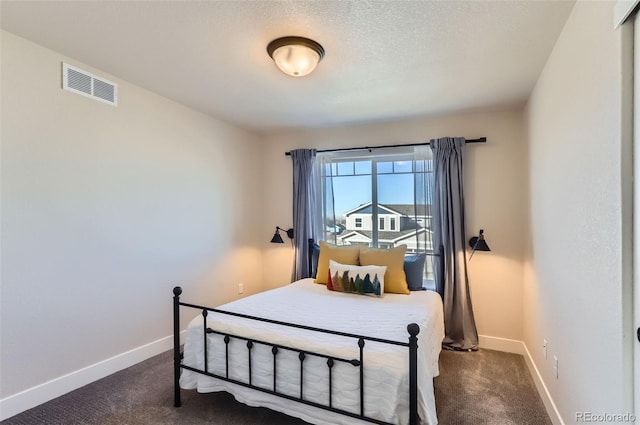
(430, 137, 478, 351)
(290, 149, 317, 281)
(413, 146, 435, 282)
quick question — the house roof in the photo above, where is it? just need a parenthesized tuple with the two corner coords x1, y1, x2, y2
(344, 202, 431, 217)
(384, 204, 431, 217)
(344, 203, 399, 216)
(339, 228, 430, 243)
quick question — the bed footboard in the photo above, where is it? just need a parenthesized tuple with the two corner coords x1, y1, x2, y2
(172, 286, 420, 425)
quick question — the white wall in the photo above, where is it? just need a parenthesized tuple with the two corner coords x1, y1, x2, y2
(524, 1, 633, 422)
(0, 30, 264, 409)
(262, 109, 527, 342)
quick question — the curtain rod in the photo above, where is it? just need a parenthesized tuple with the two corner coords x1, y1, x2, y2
(284, 137, 486, 156)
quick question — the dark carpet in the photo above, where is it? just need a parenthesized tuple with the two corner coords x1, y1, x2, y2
(435, 349, 551, 425)
(1, 348, 551, 425)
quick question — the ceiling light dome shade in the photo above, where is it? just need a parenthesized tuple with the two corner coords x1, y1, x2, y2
(267, 36, 325, 77)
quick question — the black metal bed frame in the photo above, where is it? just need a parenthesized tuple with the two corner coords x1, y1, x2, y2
(172, 239, 445, 425)
(173, 300, 421, 425)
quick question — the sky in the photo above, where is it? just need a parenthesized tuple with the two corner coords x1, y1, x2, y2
(332, 173, 414, 217)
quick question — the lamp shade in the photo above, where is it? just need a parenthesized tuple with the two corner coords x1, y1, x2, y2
(270, 226, 294, 244)
(270, 231, 284, 244)
(470, 237, 491, 252)
(267, 37, 324, 77)
(468, 229, 491, 252)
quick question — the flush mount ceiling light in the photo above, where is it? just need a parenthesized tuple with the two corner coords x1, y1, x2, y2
(267, 36, 325, 77)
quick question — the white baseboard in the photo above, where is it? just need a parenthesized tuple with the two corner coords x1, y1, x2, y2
(0, 332, 184, 421)
(521, 343, 565, 425)
(478, 334, 564, 425)
(478, 334, 526, 354)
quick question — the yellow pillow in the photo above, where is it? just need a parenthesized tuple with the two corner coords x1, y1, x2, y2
(359, 245, 409, 294)
(315, 241, 360, 284)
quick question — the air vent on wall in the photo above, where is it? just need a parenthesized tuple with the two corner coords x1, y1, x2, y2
(62, 63, 118, 106)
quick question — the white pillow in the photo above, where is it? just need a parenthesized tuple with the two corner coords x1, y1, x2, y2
(328, 260, 387, 297)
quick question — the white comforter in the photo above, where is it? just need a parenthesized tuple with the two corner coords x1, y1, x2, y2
(180, 278, 444, 425)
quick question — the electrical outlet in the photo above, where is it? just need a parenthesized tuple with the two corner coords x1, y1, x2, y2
(543, 340, 547, 359)
(238, 283, 244, 294)
(553, 355, 558, 379)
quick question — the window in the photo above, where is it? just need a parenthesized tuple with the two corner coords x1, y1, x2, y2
(315, 147, 435, 285)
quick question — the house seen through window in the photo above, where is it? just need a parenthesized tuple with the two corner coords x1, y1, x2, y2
(316, 148, 436, 287)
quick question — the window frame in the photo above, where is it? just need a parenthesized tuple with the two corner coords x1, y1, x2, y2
(316, 147, 435, 286)
(319, 148, 422, 248)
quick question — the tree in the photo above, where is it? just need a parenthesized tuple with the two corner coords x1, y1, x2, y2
(372, 274, 382, 296)
(362, 273, 373, 294)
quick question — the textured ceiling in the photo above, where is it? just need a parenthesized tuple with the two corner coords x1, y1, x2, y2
(1, 1, 575, 134)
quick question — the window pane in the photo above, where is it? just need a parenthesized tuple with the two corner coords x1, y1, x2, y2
(377, 173, 414, 205)
(337, 162, 354, 176)
(376, 161, 393, 174)
(333, 174, 371, 246)
(394, 160, 413, 173)
(333, 175, 371, 216)
(377, 171, 416, 253)
(354, 161, 371, 175)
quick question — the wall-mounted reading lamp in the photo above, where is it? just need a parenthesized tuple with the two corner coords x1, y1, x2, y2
(468, 229, 491, 260)
(270, 226, 294, 245)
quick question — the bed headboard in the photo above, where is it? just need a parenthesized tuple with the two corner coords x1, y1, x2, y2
(307, 238, 319, 279)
